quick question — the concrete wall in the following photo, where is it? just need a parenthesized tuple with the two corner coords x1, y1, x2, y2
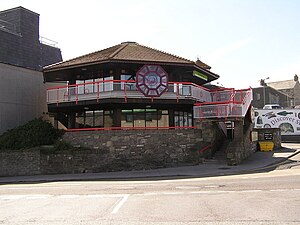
(0, 62, 47, 134)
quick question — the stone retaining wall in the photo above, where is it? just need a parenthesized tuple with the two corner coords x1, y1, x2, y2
(58, 129, 204, 173)
(0, 149, 40, 176)
(0, 128, 219, 176)
(226, 121, 257, 165)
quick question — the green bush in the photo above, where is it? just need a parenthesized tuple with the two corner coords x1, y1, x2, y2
(0, 118, 64, 150)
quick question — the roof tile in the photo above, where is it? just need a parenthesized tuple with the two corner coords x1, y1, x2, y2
(267, 80, 296, 90)
(45, 42, 195, 70)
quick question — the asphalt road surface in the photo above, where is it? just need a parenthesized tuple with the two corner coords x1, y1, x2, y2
(1, 157, 300, 225)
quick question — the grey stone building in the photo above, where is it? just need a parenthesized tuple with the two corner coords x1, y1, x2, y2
(267, 75, 300, 107)
(252, 85, 293, 109)
(0, 6, 62, 134)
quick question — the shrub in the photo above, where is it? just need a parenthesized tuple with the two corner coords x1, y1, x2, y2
(0, 118, 64, 150)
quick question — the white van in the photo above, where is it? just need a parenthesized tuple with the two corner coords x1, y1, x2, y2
(263, 104, 283, 109)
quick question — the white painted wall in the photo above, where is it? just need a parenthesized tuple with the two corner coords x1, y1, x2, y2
(0, 62, 47, 134)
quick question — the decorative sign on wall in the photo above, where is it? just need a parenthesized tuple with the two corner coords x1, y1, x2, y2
(136, 65, 168, 97)
(254, 109, 300, 136)
(193, 70, 208, 81)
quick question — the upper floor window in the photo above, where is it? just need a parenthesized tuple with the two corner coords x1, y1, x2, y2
(256, 93, 261, 100)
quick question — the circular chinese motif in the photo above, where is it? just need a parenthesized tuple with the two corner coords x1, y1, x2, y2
(136, 65, 168, 97)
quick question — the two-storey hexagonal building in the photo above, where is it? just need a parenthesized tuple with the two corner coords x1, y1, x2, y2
(44, 42, 219, 130)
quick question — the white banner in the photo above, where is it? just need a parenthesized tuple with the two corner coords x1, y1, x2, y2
(254, 109, 300, 135)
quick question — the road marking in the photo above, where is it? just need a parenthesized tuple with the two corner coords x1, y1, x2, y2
(2, 170, 300, 187)
(204, 185, 221, 188)
(111, 194, 130, 214)
(240, 190, 262, 193)
(0, 183, 82, 190)
(0, 195, 31, 200)
(26, 195, 52, 200)
(190, 191, 215, 194)
(270, 188, 300, 192)
(57, 195, 81, 199)
(161, 192, 184, 195)
(176, 186, 199, 190)
(136, 192, 157, 196)
(1, 188, 300, 202)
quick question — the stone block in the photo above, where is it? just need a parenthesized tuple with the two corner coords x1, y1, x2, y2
(106, 141, 113, 147)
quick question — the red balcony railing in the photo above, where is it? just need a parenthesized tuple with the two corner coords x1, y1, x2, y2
(47, 80, 252, 119)
(46, 80, 212, 104)
(193, 88, 252, 119)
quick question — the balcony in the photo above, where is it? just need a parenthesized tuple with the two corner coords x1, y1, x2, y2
(193, 88, 253, 119)
(47, 80, 212, 105)
(47, 80, 252, 119)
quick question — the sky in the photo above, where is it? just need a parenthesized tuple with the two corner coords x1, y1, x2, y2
(1, 0, 300, 89)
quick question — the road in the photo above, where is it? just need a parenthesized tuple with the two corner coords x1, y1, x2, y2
(1, 156, 300, 225)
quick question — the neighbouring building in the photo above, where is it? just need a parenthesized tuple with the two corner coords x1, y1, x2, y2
(252, 75, 300, 142)
(267, 75, 300, 107)
(252, 85, 293, 109)
(0, 6, 62, 134)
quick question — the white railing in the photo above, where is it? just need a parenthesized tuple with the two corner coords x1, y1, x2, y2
(40, 36, 59, 47)
(193, 88, 252, 119)
(241, 88, 253, 116)
(47, 80, 212, 104)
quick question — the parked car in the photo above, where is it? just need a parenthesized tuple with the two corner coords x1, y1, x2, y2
(263, 104, 283, 109)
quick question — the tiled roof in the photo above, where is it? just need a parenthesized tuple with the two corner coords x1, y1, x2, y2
(195, 59, 211, 70)
(45, 42, 196, 70)
(267, 80, 296, 90)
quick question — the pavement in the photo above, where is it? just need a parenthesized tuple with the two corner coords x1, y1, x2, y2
(0, 143, 300, 184)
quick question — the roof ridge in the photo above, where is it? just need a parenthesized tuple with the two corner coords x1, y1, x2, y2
(268, 79, 294, 84)
(46, 43, 123, 68)
(137, 43, 194, 64)
(108, 42, 128, 58)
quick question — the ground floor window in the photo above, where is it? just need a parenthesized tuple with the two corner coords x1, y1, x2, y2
(75, 110, 113, 128)
(69, 108, 192, 129)
(121, 109, 169, 127)
(174, 110, 193, 127)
